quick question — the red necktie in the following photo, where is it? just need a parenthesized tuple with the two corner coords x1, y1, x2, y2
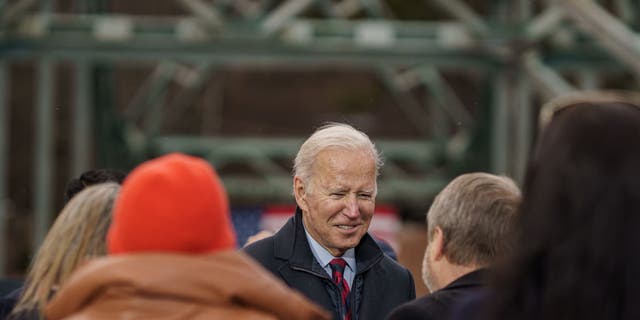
(329, 258, 352, 320)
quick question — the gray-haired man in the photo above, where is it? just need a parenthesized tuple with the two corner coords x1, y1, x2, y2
(245, 123, 415, 320)
(386, 172, 521, 320)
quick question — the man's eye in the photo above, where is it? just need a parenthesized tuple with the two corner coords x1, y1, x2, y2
(331, 193, 345, 198)
(358, 194, 372, 199)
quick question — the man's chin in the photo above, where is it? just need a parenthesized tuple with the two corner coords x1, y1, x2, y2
(331, 241, 359, 255)
(424, 272, 440, 293)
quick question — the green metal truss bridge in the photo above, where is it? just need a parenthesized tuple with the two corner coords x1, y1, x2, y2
(0, 0, 639, 275)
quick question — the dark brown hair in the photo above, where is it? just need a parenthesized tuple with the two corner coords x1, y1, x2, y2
(492, 96, 640, 320)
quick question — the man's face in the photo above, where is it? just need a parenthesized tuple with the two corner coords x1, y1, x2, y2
(296, 148, 377, 257)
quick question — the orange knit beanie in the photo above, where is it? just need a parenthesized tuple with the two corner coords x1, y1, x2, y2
(107, 153, 236, 254)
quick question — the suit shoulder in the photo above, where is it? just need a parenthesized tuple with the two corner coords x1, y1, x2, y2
(379, 255, 413, 279)
(242, 236, 275, 263)
(375, 255, 416, 299)
(386, 296, 436, 320)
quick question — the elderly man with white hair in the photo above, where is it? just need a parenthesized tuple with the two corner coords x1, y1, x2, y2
(245, 122, 415, 320)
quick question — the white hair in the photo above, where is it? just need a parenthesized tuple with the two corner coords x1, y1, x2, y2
(293, 122, 383, 192)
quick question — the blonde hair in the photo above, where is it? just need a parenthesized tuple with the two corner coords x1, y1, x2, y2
(10, 183, 119, 318)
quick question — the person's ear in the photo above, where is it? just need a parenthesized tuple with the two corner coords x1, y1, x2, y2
(294, 176, 309, 212)
(431, 227, 445, 261)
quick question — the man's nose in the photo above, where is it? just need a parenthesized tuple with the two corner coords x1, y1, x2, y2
(342, 195, 360, 218)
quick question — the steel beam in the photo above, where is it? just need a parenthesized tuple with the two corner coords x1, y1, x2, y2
(152, 135, 446, 204)
(72, 60, 91, 176)
(155, 136, 442, 167)
(378, 67, 432, 138)
(418, 66, 472, 130)
(426, 0, 490, 36)
(177, 0, 224, 30)
(168, 63, 217, 128)
(0, 61, 7, 276)
(2, 13, 626, 71)
(230, 0, 272, 19)
(0, 0, 37, 27)
(613, 0, 636, 24)
(34, 59, 54, 251)
(198, 69, 223, 134)
(328, 0, 360, 18)
(525, 6, 566, 42)
(490, 71, 509, 175)
(141, 68, 173, 138)
(514, 72, 532, 183)
(126, 62, 177, 127)
(554, 0, 640, 76)
(524, 53, 575, 102)
(358, 0, 387, 18)
(513, 0, 533, 183)
(262, 0, 315, 35)
(1, 16, 625, 73)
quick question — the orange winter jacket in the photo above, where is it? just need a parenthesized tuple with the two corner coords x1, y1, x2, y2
(45, 251, 331, 320)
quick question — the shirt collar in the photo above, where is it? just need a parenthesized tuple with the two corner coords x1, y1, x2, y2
(304, 227, 356, 272)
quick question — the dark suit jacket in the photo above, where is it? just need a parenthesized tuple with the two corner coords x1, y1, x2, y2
(385, 269, 488, 320)
(244, 207, 415, 320)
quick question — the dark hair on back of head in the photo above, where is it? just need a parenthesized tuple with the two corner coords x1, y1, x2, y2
(63, 169, 126, 204)
(490, 95, 640, 320)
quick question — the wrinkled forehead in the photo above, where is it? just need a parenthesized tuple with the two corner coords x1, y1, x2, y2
(313, 147, 376, 170)
(310, 148, 377, 187)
